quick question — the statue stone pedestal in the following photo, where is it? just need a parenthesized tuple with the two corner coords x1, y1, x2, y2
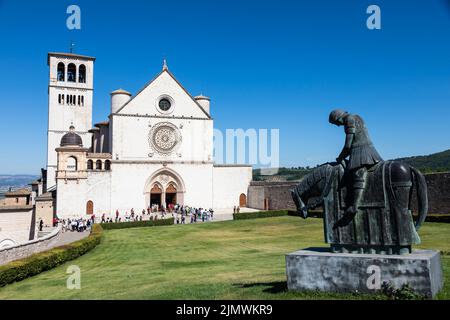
(286, 248, 443, 298)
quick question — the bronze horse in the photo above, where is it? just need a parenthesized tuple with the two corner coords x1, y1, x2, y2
(291, 160, 428, 254)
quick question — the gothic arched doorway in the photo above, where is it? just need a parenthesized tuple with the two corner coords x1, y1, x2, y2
(86, 200, 94, 215)
(239, 193, 247, 207)
(165, 183, 177, 207)
(144, 169, 186, 209)
(150, 184, 162, 207)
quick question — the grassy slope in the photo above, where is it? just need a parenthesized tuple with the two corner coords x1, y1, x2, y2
(0, 216, 448, 300)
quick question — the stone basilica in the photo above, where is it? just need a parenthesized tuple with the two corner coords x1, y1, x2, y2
(46, 52, 252, 218)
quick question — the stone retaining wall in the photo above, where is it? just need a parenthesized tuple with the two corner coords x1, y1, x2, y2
(420, 172, 450, 214)
(0, 225, 61, 266)
(248, 172, 450, 214)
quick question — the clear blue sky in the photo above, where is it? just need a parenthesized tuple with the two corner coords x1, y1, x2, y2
(0, 0, 449, 174)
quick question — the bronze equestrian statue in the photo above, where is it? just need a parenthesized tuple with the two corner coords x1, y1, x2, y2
(291, 110, 428, 255)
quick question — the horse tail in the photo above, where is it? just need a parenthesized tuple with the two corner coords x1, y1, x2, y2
(410, 166, 428, 230)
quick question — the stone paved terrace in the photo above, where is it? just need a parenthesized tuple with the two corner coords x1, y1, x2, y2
(50, 229, 89, 247)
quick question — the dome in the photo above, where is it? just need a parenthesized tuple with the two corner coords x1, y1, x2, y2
(110, 88, 131, 96)
(194, 94, 210, 101)
(60, 126, 83, 147)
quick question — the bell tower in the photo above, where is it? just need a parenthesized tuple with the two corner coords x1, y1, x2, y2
(46, 52, 95, 188)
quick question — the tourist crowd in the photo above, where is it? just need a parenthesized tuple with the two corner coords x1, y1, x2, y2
(40, 203, 242, 231)
(38, 217, 93, 233)
(95, 204, 215, 225)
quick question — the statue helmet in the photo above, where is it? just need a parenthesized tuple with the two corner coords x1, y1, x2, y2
(329, 109, 348, 124)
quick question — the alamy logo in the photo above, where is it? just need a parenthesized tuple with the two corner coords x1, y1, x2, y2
(66, 265, 81, 290)
(213, 128, 280, 174)
(366, 265, 381, 290)
(66, 5, 81, 30)
(366, 5, 381, 30)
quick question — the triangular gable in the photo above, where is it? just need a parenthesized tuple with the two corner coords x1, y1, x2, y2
(114, 69, 211, 119)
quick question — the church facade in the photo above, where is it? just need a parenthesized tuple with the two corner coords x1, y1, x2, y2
(47, 52, 252, 218)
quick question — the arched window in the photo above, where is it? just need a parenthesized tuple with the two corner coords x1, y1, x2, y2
(105, 160, 111, 170)
(96, 160, 102, 170)
(87, 160, 93, 170)
(78, 95, 81, 106)
(61, 94, 65, 104)
(78, 64, 86, 83)
(58, 94, 61, 104)
(57, 62, 65, 81)
(67, 63, 76, 82)
(67, 156, 77, 171)
(81, 96, 84, 106)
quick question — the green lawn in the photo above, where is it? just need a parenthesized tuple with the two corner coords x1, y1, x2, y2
(0, 216, 449, 300)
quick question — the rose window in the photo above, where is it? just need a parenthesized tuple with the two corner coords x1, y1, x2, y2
(153, 127, 176, 150)
(148, 122, 181, 155)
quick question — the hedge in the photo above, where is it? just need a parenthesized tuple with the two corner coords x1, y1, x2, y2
(413, 214, 450, 224)
(99, 217, 174, 230)
(298, 210, 450, 223)
(289, 210, 450, 223)
(0, 224, 103, 287)
(233, 210, 289, 220)
(233, 209, 325, 220)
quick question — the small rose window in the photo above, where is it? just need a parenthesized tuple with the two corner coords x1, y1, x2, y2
(158, 98, 171, 112)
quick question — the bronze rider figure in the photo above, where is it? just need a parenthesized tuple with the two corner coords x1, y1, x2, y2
(329, 109, 383, 218)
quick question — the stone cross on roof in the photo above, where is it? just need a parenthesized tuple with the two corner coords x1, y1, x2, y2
(69, 40, 75, 53)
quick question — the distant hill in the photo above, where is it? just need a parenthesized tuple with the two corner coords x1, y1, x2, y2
(253, 167, 311, 182)
(0, 175, 39, 198)
(393, 149, 450, 173)
(253, 149, 450, 181)
(0, 175, 39, 187)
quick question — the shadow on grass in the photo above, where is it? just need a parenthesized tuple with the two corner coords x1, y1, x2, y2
(233, 281, 288, 294)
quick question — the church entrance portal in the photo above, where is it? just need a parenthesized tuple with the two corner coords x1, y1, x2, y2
(145, 169, 185, 209)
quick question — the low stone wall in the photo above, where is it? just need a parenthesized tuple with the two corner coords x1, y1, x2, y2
(248, 172, 450, 214)
(248, 181, 297, 211)
(0, 226, 61, 266)
(421, 172, 450, 214)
